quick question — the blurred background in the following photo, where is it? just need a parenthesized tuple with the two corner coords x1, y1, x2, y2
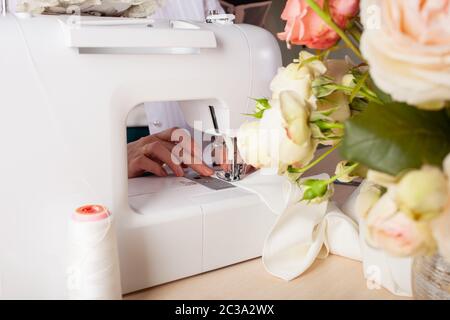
(221, 0, 355, 64)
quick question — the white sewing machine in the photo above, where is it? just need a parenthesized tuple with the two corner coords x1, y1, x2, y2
(0, 11, 282, 298)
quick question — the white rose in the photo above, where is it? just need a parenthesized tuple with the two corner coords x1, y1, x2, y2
(355, 180, 382, 218)
(236, 121, 272, 169)
(367, 169, 397, 188)
(397, 166, 448, 217)
(318, 59, 351, 122)
(237, 91, 317, 171)
(270, 51, 327, 105)
(360, 0, 450, 108)
(362, 155, 450, 258)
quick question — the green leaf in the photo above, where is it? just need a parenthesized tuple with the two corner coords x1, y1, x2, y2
(312, 120, 344, 131)
(341, 102, 450, 176)
(365, 76, 393, 104)
(254, 98, 271, 110)
(243, 98, 271, 119)
(349, 98, 368, 112)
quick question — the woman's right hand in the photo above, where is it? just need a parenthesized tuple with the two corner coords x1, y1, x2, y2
(127, 127, 214, 178)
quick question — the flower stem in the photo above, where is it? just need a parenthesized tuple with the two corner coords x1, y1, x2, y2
(350, 72, 369, 102)
(331, 84, 383, 104)
(347, 22, 362, 44)
(288, 142, 341, 174)
(304, 0, 364, 61)
(313, 120, 345, 130)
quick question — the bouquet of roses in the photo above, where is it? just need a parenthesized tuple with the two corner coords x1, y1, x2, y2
(238, 0, 450, 262)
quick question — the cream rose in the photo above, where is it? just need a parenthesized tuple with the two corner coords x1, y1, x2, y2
(317, 59, 352, 122)
(366, 189, 436, 257)
(270, 51, 327, 105)
(360, 0, 450, 108)
(270, 52, 351, 125)
(397, 166, 448, 217)
(367, 169, 397, 187)
(237, 91, 317, 172)
(361, 158, 450, 258)
(355, 180, 383, 218)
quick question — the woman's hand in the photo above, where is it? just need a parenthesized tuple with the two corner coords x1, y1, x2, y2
(127, 127, 214, 178)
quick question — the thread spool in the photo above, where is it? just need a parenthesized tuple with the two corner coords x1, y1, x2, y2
(66, 205, 122, 300)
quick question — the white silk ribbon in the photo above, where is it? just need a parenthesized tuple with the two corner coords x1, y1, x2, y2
(233, 171, 362, 281)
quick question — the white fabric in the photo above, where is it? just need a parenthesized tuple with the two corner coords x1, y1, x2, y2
(263, 201, 362, 281)
(232, 170, 302, 215)
(233, 171, 362, 281)
(342, 185, 413, 297)
(235, 172, 412, 296)
(144, 0, 224, 134)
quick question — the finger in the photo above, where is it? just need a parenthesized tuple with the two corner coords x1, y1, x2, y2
(179, 135, 204, 166)
(166, 131, 213, 176)
(244, 165, 256, 174)
(188, 162, 215, 177)
(157, 139, 177, 152)
(142, 141, 184, 177)
(161, 127, 202, 160)
(134, 155, 168, 177)
(183, 138, 214, 176)
(154, 127, 182, 142)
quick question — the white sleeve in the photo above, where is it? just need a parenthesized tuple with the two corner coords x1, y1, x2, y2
(144, 101, 188, 134)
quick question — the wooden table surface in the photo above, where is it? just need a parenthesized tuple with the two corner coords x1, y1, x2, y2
(126, 255, 409, 300)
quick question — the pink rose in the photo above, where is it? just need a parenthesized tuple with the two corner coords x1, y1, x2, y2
(328, 0, 361, 28)
(366, 193, 436, 257)
(360, 0, 450, 107)
(278, 0, 360, 49)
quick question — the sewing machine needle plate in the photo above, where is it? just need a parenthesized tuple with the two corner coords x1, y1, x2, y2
(185, 171, 236, 191)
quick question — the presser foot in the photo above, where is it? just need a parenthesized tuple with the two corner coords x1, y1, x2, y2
(216, 164, 244, 182)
